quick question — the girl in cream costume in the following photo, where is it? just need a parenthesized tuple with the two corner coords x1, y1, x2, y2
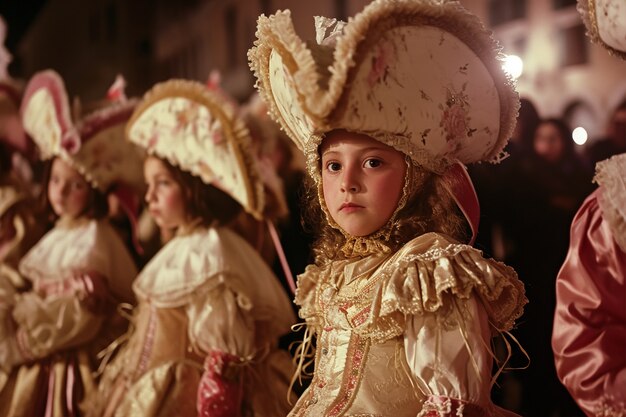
(0, 70, 142, 416)
(88, 80, 296, 417)
(249, 1, 527, 416)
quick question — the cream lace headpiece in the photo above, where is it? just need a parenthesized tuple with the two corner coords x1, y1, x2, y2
(578, 0, 626, 60)
(249, 0, 519, 182)
(126, 79, 265, 220)
(20, 70, 144, 193)
(249, 0, 518, 253)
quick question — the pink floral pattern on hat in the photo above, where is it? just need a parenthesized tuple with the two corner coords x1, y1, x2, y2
(367, 40, 396, 88)
(126, 79, 265, 220)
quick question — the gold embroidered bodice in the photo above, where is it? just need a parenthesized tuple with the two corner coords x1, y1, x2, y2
(290, 232, 526, 417)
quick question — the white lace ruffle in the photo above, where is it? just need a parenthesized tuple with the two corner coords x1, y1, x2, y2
(595, 153, 626, 252)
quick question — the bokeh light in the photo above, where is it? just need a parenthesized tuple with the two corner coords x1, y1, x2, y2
(572, 126, 588, 145)
(502, 54, 524, 80)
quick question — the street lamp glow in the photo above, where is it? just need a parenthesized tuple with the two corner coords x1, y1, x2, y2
(572, 126, 588, 145)
(502, 54, 523, 79)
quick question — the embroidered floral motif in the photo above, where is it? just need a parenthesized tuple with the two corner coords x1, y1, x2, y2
(327, 335, 369, 417)
(439, 87, 471, 150)
(595, 395, 626, 417)
(174, 103, 200, 132)
(367, 39, 395, 88)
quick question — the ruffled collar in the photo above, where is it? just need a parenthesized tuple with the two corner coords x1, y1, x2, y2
(595, 153, 626, 251)
(297, 232, 526, 340)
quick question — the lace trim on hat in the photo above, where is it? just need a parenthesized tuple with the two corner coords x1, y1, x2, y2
(128, 80, 265, 220)
(594, 153, 626, 252)
(249, 0, 519, 171)
(577, 0, 626, 60)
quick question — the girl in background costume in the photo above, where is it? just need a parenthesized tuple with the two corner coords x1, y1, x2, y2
(0, 69, 142, 417)
(88, 79, 296, 417)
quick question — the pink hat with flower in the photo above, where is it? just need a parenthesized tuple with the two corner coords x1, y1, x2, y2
(20, 70, 144, 193)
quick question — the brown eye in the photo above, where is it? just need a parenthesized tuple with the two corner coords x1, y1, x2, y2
(365, 158, 382, 168)
(326, 161, 341, 172)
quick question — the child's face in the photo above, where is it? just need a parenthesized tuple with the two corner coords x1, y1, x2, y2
(143, 156, 188, 230)
(47, 158, 91, 219)
(320, 131, 407, 237)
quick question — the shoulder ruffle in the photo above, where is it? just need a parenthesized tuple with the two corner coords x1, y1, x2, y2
(595, 153, 626, 252)
(293, 263, 326, 331)
(19, 219, 137, 302)
(133, 227, 230, 306)
(135, 227, 294, 319)
(373, 235, 526, 336)
(295, 233, 526, 341)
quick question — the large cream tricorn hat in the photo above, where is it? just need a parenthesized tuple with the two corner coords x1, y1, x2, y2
(249, 0, 519, 177)
(20, 70, 144, 193)
(577, 0, 626, 60)
(126, 79, 265, 220)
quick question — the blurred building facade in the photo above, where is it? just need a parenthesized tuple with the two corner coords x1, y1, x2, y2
(16, 0, 626, 144)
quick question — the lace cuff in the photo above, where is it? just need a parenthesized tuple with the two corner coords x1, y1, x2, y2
(418, 396, 485, 417)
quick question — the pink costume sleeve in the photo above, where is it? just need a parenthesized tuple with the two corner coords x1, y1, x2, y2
(552, 190, 626, 417)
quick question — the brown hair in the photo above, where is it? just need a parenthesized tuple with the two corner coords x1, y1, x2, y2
(158, 158, 242, 227)
(39, 158, 109, 223)
(302, 162, 467, 264)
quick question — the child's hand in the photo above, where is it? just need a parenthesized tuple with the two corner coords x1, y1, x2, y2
(71, 271, 111, 315)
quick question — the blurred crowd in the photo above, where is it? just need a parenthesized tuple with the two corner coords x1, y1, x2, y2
(470, 97, 626, 417)
(1, 5, 625, 416)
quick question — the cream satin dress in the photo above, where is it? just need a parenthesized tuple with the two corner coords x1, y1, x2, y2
(89, 224, 296, 417)
(0, 218, 137, 417)
(290, 233, 526, 417)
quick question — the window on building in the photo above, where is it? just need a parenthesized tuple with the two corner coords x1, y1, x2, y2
(563, 99, 599, 142)
(553, 0, 576, 9)
(558, 24, 588, 67)
(489, 0, 526, 26)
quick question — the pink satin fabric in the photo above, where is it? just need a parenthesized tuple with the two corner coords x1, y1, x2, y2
(552, 189, 626, 417)
(197, 351, 244, 417)
(34, 271, 111, 313)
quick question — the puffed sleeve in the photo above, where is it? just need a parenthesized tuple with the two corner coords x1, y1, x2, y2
(405, 297, 518, 417)
(7, 271, 111, 367)
(0, 265, 22, 372)
(552, 191, 626, 417)
(370, 233, 525, 417)
(188, 274, 255, 417)
(187, 274, 255, 358)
